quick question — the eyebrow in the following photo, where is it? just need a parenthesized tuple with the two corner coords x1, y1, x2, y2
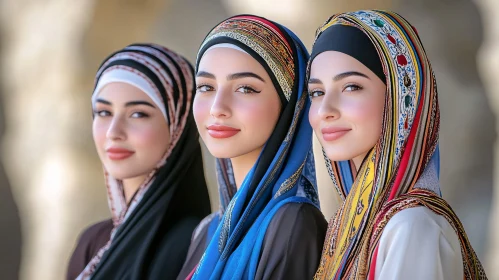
(125, 101, 156, 108)
(96, 98, 111, 105)
(308, 78, 322, 84)
(196, 71, 216, 79)
(197, 71, 266, 83)
(95, 98, 156, 108)
(227, 72, 265, 82)
(333, 71, 370, 81)
(308, 71, 370, 85)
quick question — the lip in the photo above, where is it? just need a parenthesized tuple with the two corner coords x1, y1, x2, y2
(207, 124, 241, 139)
(106, 147, 135, 160)
(321, 126, 351, 141)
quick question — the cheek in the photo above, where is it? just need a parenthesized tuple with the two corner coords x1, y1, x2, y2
(92, 120, 108, 150)
(344, 97, 384, 139)
(131, 123, 169, 151)
(193, 96, 211, 126)
(237, 97, 280, 131)
(308, 100, 322, 131)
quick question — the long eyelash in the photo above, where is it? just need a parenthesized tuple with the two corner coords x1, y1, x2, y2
(344, 83, 363, 91)
(132, 111, 150, 118)
(239, 85, 261, 94)
(93, 110, 108, 116)
(308, 88, 323, 97)
(196, 83, 214, 90)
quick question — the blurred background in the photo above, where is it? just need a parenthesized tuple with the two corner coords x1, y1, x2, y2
(0, 0, 498, 279)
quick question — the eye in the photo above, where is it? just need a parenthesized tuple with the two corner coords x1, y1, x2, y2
(343, 84, 363, 92)
(308, 89, 325, 98)
(131, 112, 149, 118)
(236, 85, 261, 94)
(196, 84, 215, 93)
(94, 110, 111, 117)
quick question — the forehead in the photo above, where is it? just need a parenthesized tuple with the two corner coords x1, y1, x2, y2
(197, 48, 268, 77)
(97, 82, 152, 103)
(310, 51, 372, 78)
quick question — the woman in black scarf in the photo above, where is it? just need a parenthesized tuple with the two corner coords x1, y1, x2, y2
(67, 43, 211, 279)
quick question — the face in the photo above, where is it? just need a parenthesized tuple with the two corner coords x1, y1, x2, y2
(92, 82, 170, 180)
(308, 51, 386, 168)
(194, 47, 281, 159)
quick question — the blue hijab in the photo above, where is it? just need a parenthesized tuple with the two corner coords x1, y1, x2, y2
(192, 15, 319, 280)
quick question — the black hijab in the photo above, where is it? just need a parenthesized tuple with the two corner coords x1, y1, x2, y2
(78, 43, 211, 279)
(310, 24, 385, 83)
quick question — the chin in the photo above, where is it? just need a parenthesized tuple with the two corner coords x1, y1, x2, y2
(105, 167, 139, 180)
(204, 143, 253, 159)
(107, 171, 131, 180)
(207, 148, 242, 159)
(323, 148, 356, 162)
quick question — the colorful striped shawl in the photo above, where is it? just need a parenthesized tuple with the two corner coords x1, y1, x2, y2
(311, 10, 486, 280)
(192, 15, 320, 280)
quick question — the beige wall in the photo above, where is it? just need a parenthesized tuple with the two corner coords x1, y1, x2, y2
(0, 36, 21, 280)
(0, 0, 495, 279)
(474, 0, 499, 277)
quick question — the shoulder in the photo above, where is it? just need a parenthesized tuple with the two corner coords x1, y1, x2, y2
(270, 203, 327, 230)
(67, 219, 113, 279)
(79, 219, 113, 243)
(375, 207, 464, 279)
(381, 206, 461, 251)
(265, 202, 327, 246)
(74, 219, 113, 257)
(78, 219, 113, 256)
(254, 203, 327, 280)
(383, 206, 458, 240)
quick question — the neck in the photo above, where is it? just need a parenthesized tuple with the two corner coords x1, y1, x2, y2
(352, 152, 368, 172)
(230, 147, 263, 190)
(122, 175, 148, 203)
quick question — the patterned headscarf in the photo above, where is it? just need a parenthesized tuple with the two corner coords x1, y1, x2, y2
(192, 15, 319, 279)
(309, 11, 486, 280)
(78, 43, 210, 279)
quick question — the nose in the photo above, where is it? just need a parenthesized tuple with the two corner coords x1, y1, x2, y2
(210, 87, 232, 119)
(106, 116, 126, 141)
(317, 90, 340, 121)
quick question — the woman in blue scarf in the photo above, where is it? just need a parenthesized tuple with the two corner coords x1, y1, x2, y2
(177, 15, 327, 280)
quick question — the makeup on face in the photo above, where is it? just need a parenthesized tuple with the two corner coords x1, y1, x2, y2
(92, 82, 171, 180)
(320, 126, 352, 141)
(193, 47, 281, 160)
(206, 124, 241, 139)
(308, 51, 385, 165)
(106, 147, 135, 160)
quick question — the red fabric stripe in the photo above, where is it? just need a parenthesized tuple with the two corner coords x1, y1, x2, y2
(185, 265, 197, 280)
(232, 15, 291, 51)
(368, 245, 380, 280)
(388, 90, 424, 201)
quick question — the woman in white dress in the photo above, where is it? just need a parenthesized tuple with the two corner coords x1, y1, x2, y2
(307, 10, 487, 280)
